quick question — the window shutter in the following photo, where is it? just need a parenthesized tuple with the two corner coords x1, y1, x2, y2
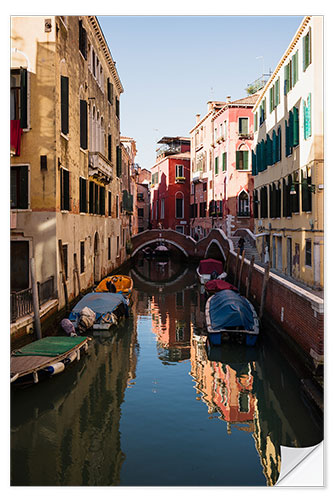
(61, 76, 69, 135)
(293, 106, 299, 146)
(19, 166, 28, 209)
(289, 110, 294, 152)
(20, 68, 28, 129)
(243, 150, 249, 170)
(80, 100, 88, 149)
(89, 181, 94, 213)
(252, 151, 257, 175)
(308, 93, 312, 137)
(270, 87, 273, 112)
(108, 134, 112, 161)
(236, 151, 240, 170)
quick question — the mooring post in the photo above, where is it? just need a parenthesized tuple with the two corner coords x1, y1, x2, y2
(30, 257, 42, 340)
(234, 248, 240, 286)
(237, 249, 246, 291)
(225, 248, 230, 275)
(259, 263, 270, 320)
(246, 255, 255, 298)
(58, 239, 69, 311)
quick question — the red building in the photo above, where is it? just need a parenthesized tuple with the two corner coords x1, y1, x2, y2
(150, 136, 191, 234)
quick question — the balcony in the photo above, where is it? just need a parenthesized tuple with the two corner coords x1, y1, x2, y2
(156, 144, 181, 158)
(192, 170, 202, 183)
(88, 152, 113, 184)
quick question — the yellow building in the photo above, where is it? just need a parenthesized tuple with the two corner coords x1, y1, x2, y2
(10, 16, 126, 315)
(252, 16, 323, 289)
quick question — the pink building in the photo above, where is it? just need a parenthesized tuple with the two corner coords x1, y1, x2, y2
(212, 94, 259, 234)
(190, 96, 258, 238)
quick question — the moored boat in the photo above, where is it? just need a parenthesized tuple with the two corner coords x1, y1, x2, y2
(204, 279, 238, 295)
(11, 336, 90, 386)
(197, 258, 227, 284)
(68, 292, 129, 332)
(205, 289, 259, 347)
(95, 274, 133, 299)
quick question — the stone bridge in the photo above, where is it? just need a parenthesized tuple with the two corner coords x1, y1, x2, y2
(131, 228, 234, 262)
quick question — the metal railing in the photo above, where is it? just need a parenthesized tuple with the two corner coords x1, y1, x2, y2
(11, 276, 55, 322)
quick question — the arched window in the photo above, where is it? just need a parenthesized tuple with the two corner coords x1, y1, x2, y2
(236, 144, 250, 171)
(238, 189, 250, 216)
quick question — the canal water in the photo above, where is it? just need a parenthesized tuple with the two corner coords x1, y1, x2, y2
(11, 258, 323, 487)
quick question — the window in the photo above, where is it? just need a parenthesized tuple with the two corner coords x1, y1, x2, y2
(283, 176, 292, 217)
(260, 186, 268, 218)
(116, 195, 119, 218)
(239, 117, 249, 135)
(238, 190, 250, 216)
(137, 192, 144, 201)
(176, 164, 184, 179)
(80, 241, 85, 273)
(108, 134, 112, 161)
(303, 93, 312, 140)
(116, 146, 122, 177)
(161, 198, 165, 219)
(107, 237, 111, 260)
(305, 240, 312, 267)
(175, 225, 184, 234)
(259, 98, 266, 126)
(175, 195, 184, 219)
(253, 190, 258, 219)
(11, 166, 28, 209)
(80, 99, 88, 149)
(61, 76, 69, 135)
(116, 236, 120, 256)
(236, 150, 249, 170)
(138, 207, 144, 217)
(108, 191, 112, 216)
(303, 28, 312, 71)
(10, 68, 28, 129)
(254, 112, 258, 132)
(78, 20, 87, 59)
(301, 169, 312, 212)
(151, 172, 158, 185)
(60, 168, 70, 211)
(284, 52, 298, 95)
(270, 78, 280, 112)
(222, 152, 227, 171)
(79, 177, 87, 213)
(107, 78, 113, 104)
(116, 97, 120, 118)
(199, 202, 206, 218)
(99, 186, 105, 215)
(214, 156, 219, 175)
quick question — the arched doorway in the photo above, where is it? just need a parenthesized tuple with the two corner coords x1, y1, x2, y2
(93, 232, 100, 283)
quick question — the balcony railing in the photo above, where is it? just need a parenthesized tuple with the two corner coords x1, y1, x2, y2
(11, 276, 55, 322)
(156, 144, 181, 158)
(88, 151, 113, 183)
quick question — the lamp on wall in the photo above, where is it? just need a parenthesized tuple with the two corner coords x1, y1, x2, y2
(290, 182, 316, 195)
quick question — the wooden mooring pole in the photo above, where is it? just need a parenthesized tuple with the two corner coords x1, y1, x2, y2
(30, 257, 42, 339)
(259, 263, 270, 320)
(225, 248, 230, 275)
(234, 248, 240, 286)
(246, 255, 255, 299)
(237, 249, 245, 291)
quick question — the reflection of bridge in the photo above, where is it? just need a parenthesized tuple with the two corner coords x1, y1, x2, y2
(131, 229, 234, 261)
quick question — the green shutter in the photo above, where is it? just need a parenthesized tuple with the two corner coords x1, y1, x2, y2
(254, 112, 257, 132)
(243, 151, 249, 170)
(293, 106, 299, 146)
(270, 87, 273, 112)
(80, 100, 87, 149)
(308, 93, 312, 137)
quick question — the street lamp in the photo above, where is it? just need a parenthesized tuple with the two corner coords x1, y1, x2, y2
(290, 182, 316, 195)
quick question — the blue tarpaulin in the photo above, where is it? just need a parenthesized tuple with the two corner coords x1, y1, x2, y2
(208, 289, 254, 332)
(69, 292, 127, 321)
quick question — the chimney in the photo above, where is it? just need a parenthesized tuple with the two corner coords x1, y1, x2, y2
(226, 96, 231, 103)
(196, 113, 201, 123)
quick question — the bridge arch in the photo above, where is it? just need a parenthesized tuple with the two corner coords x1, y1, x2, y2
(205, 238, 227, 261)
(131, 238, 189, 258)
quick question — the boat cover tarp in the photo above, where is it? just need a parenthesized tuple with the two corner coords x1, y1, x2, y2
(156, 245, 168, 252)
(12, 336, 88, 357)
(199, 259, 224, 275)
(71, 292, 126, 317)
(208, 290, 254, 331)
(205, 279, 238, 293)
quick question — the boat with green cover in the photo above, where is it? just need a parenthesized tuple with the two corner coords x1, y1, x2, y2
(11, 336, 90, 386)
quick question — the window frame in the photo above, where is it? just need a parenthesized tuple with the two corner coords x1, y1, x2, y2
(10, 164, 30, 210)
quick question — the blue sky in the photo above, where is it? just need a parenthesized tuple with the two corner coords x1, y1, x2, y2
(98, 15, 303, 170)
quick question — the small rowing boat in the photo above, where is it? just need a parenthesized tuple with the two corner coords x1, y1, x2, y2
(95, 275, 133, 299)
(197, 258, 227, 284)
(11, 336, 90, 386)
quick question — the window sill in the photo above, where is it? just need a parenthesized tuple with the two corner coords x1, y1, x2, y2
(11, 208, 31, 212)
(61, 132, 69, 141)
(80, 148, 87, 154)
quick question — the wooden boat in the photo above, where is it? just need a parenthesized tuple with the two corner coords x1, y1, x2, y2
(205, 279, 238, 295)
(68, 292, 129, 331)
(196, 258, 227, 284)
(11, 336, 90, 386)
(95, 274, 133, 299)
(205, 289, 259, 347)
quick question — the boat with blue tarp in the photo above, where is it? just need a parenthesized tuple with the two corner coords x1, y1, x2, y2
(205, 289, 259, 346)
(68, 292, 129, 332)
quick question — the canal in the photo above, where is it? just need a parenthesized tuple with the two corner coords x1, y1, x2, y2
(11, 258, 323, 487)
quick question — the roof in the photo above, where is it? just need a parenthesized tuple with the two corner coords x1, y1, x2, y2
(213, 93, 260, 120)
(157, 136, 190, 144)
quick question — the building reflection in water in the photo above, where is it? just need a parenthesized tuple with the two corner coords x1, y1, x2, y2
(11, 318, 138, 486)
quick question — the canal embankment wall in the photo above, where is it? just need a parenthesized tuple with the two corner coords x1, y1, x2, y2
(226, 247, 324, 376)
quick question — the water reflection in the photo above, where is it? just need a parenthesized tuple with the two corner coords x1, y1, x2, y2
(11, 319, 138, 486)
(11, 262, 322, 487)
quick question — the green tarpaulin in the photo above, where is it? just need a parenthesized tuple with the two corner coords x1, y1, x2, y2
(12, 336, 88, 357)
